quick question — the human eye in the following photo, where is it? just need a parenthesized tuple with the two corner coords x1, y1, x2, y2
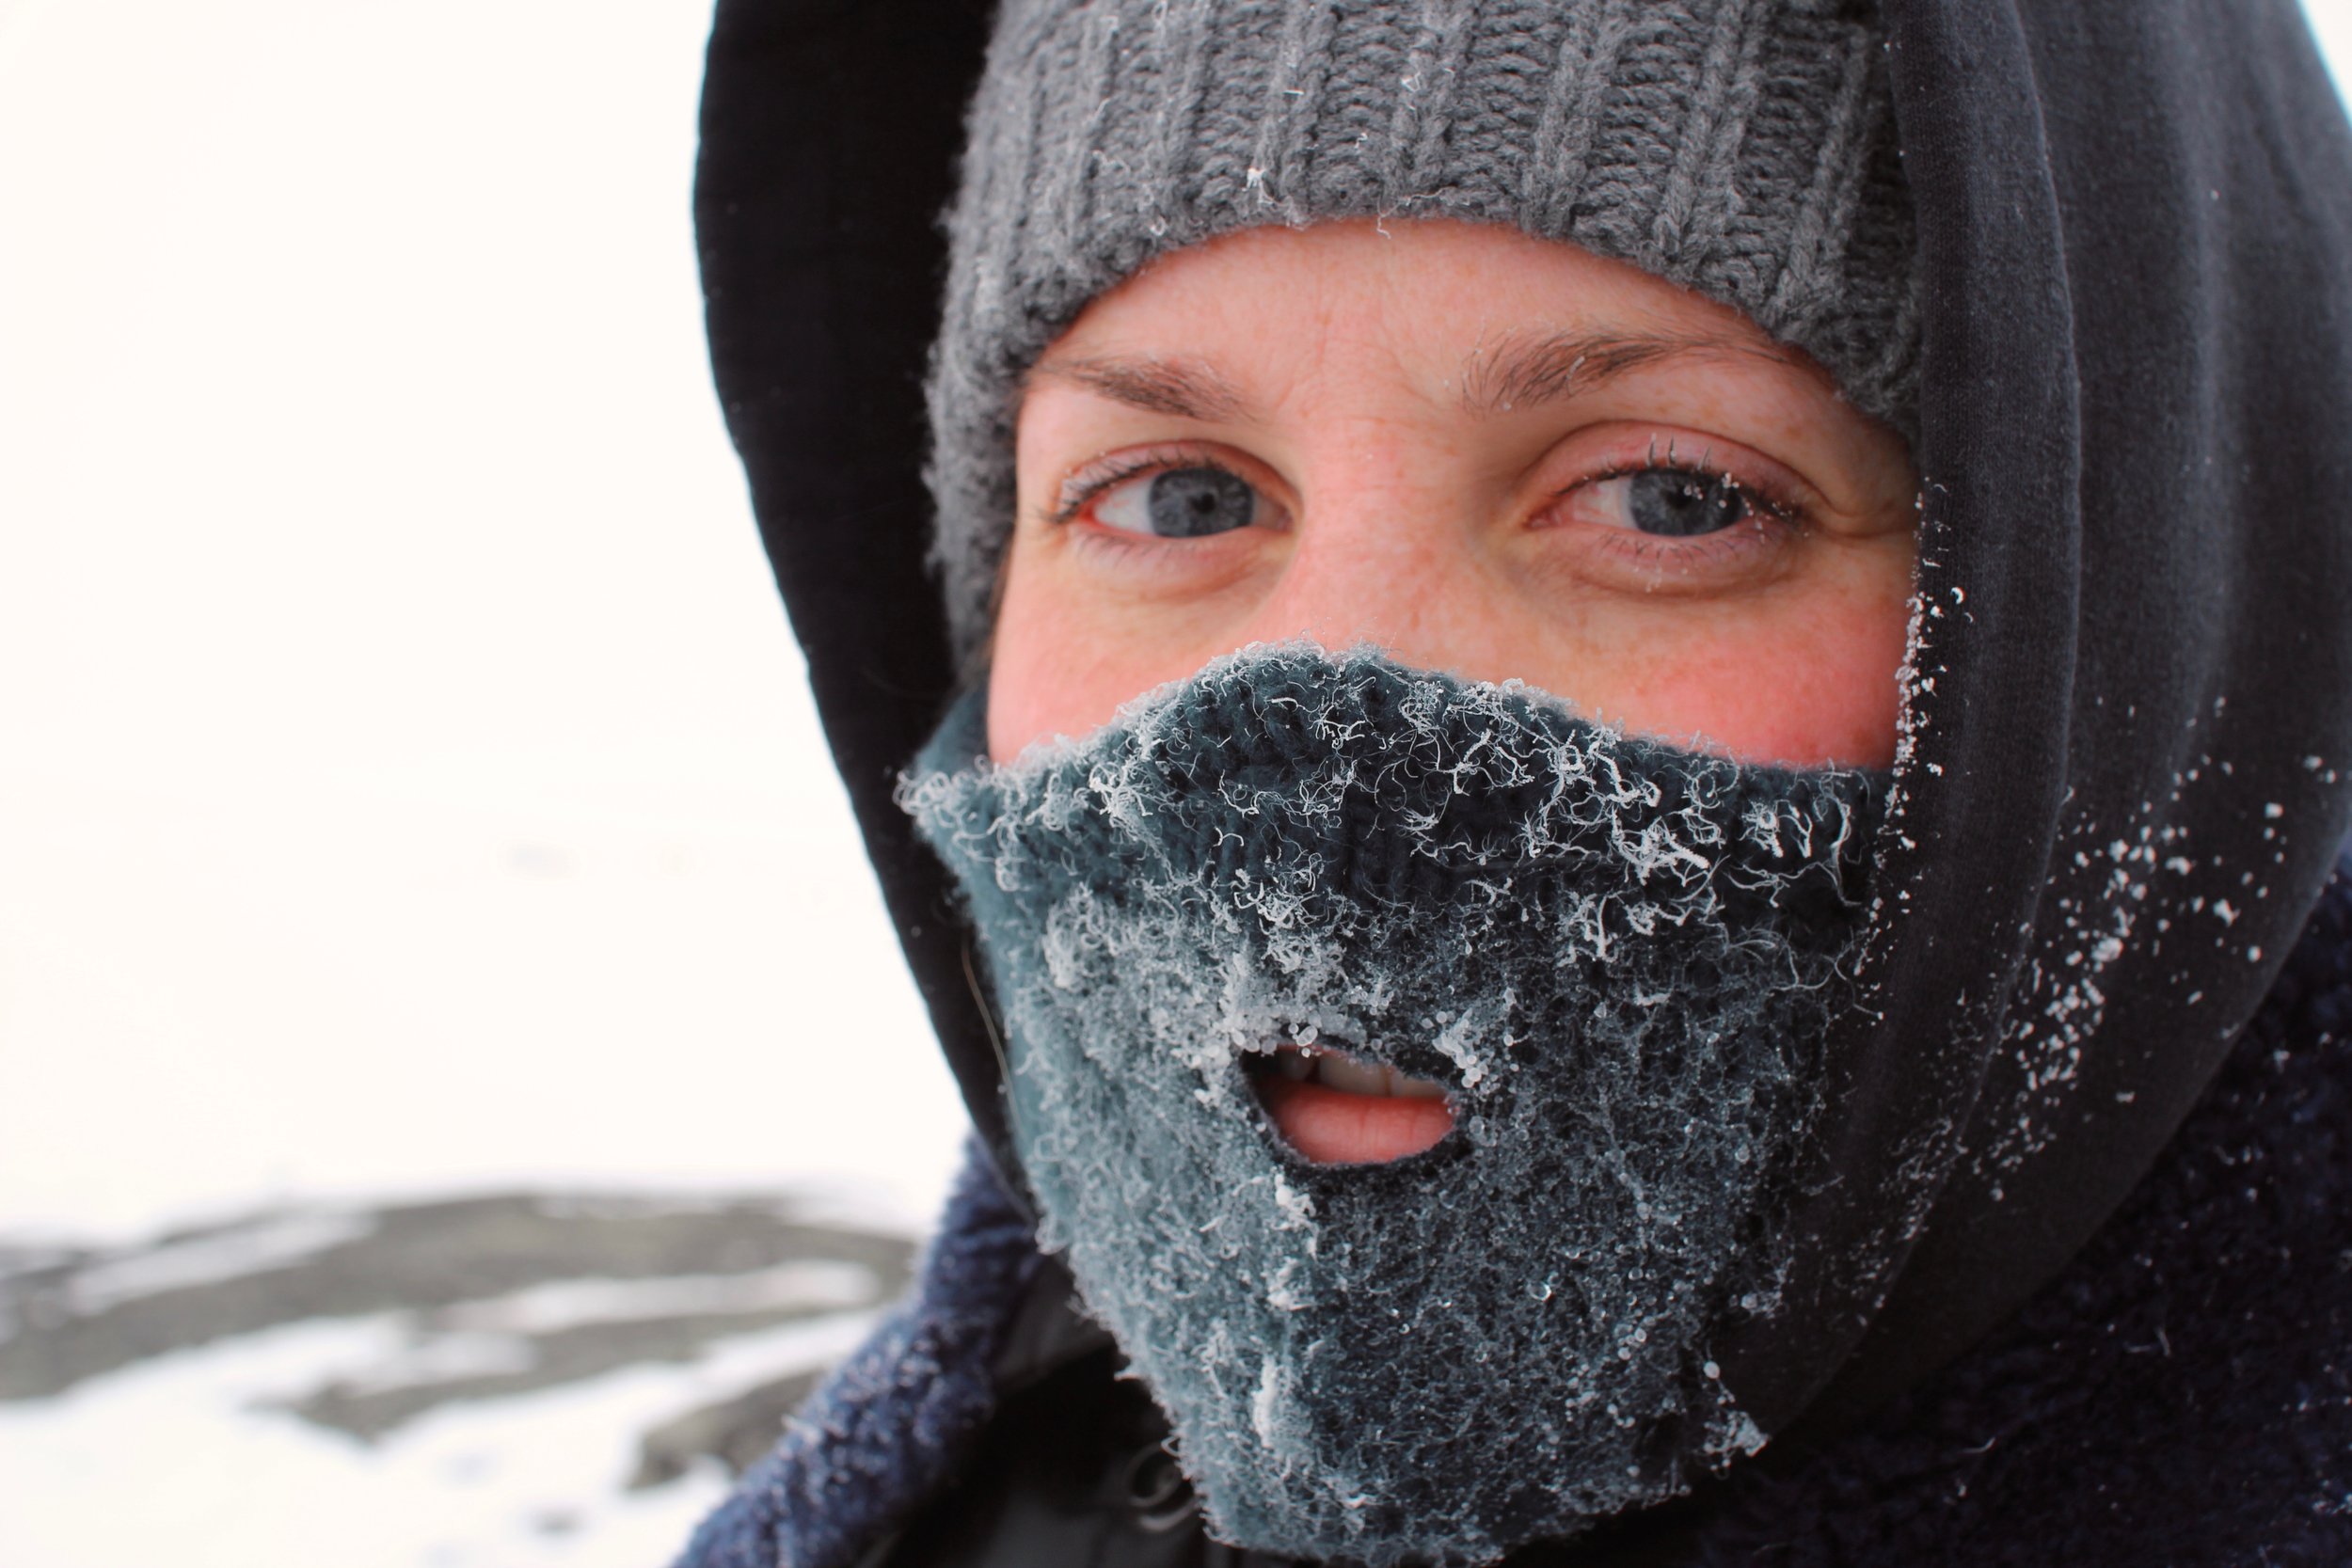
(1529, 436, 1818, 594)
(1578, 467, 1772, 538)
(1055, 449, 1280, 540)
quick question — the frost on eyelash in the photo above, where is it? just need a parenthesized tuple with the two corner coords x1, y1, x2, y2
(901, 645, 1887, 1564)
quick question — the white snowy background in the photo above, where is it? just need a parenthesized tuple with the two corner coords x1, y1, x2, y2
(0, 3, 2348, 1565)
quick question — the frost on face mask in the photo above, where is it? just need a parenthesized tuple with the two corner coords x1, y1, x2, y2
(901, 647, 1886, 1566)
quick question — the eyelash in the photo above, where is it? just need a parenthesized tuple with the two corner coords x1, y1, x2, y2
(1555, 455, 1804, 565)
(1044, 440, 1813, 562)
(1047, 444, 1254, 530)
(1580, 442, 1799, 524)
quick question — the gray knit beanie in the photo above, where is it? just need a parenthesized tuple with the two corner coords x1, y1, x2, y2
(928, 0, 1921, 657)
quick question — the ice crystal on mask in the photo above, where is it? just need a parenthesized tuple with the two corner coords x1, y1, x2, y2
(902, 646, 1886, 1565)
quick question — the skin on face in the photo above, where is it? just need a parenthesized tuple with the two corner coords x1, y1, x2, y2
(985, 218, 1919, 1164)
(988, 217, 1918, 772)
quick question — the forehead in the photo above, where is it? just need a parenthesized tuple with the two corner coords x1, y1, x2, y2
(1027, 218, 1820, 424)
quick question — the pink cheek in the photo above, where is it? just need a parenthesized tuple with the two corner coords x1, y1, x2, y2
(986, 648, 1079, 765)
(986, 596, 1182, 763)
(1635, 612, 1906, 769)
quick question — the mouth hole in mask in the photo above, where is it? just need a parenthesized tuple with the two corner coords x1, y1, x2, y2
(1242, 1042, 1459, 1165)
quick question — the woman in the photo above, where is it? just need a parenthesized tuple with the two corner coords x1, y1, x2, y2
(682, 1, 2352, 1562)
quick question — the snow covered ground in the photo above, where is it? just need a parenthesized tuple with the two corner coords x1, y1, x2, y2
(2, 1, 2350, 1564)
(0, 1193, 913, 1567)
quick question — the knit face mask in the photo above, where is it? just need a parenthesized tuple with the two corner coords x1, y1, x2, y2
(903, 646, 1887, 1565)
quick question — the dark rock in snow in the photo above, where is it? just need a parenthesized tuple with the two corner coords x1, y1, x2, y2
(0, 1189, 919, 1485)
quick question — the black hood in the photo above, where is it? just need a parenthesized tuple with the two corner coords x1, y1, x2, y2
(692, 0, 2352, 1438)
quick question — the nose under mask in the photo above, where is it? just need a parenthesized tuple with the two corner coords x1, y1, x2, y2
(903, 646, 1888, 1566)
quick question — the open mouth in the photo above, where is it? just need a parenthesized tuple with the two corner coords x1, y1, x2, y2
(1247, 1044, 1456, 1165)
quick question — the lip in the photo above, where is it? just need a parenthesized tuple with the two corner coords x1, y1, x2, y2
(1249, 1045, 1456, 1164)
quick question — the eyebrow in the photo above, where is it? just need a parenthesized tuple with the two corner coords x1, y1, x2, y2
(1029, 356, 1251, 422)
(1456, 329, 1800, 418)
(1030, 330, 1801, 424)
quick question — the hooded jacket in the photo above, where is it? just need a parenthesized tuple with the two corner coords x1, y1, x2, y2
(679, 0, 2352, 1560)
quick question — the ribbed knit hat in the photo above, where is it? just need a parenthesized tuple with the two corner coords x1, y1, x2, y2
(928, 0, 1920, 657)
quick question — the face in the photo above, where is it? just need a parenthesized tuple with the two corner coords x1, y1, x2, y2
(988, 219, 1918, 772)
(934, 227, 1909, 1534)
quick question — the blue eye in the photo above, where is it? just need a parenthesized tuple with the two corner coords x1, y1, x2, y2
(1092, 465, 1264, 538)
(1603, 468, 1758, 537)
